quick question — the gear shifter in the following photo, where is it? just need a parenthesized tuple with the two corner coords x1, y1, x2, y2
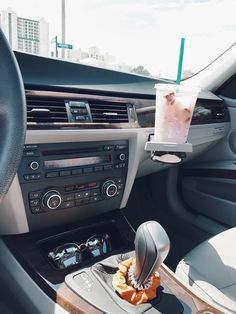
(128, 221, 170, 290)
(66, 221, 184, 313)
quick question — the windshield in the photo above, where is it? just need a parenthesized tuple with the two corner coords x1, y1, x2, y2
(0, 0, 235, 80)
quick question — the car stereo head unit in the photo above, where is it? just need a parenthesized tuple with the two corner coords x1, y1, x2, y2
(18, 140, 128, 231)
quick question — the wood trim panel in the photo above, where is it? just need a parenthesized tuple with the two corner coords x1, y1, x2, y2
(55, 265, 223, 314)
(56, 283, 103, 314)
(25, 89, 155, 107)
(160, 264, 223, 314)
(25, 89, 155, 129)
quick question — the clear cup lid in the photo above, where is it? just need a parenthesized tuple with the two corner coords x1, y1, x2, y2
(155, 83, 201, 94)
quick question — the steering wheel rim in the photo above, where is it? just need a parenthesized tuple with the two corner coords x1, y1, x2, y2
(0, 29, 26, 202)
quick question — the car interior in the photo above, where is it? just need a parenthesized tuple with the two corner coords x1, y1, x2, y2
(1, 19, 236, 314)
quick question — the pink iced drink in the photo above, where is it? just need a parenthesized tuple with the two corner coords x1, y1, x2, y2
(154, 84, 200, 144)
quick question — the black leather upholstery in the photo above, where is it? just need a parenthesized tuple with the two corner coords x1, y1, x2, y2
(0, 29, 26, 202)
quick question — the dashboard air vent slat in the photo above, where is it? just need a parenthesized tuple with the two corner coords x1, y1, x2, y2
(26, 97, 68, 123)
(89, 102, 129, 123)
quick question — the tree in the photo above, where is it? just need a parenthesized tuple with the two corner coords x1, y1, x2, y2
(131, 65, 150, 76)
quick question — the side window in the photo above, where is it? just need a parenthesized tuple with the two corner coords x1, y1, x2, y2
(218, 74, 236, 99)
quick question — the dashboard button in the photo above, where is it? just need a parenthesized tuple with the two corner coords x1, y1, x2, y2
(63, 201, 75, 208)
(30, 173, 41, 180)
(30, 199, 40, 207)
(83, 191, 90, 198)
(72, 168, 82, 175)
(24, 174, 31, 181)
(60, 170, 71, 176)
(70, 108, 81, 114)
(103, 145, 114, 151)
(35, 173, 42, 180)
(83, 167, 93, 173)
(64, 194, 75, 201)
(88, 182, 97, 188)
(46, 172, 59, 178)
(75, 192, 83, 199)
(29, 191, 42, 199)
(104, 165, 113, 170)
(90, 196, 101, 203)
(94, 166, 103, 172)
(31, 206, 43, 214)
(118, 183, 123, 190)
(77, 184, 87, 190)
(91, 189, 99, 197)
(65, 185, 75, 192)
(115, 145, 127, 150)
(23, 150, 40, 157)
(119, 163, 126, 168)
(75, 115, 86, 121)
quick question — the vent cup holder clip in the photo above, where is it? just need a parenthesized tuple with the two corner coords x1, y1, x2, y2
(145, 135, 192, 164)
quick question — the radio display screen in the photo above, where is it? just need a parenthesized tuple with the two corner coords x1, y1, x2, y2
(44, 155, 110, 169)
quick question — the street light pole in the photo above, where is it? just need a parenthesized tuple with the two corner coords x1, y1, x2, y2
(55, 35, 58, 58)
(61, 0, 66, 58)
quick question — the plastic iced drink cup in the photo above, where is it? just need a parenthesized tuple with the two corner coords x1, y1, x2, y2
(154, 84, 200, 144)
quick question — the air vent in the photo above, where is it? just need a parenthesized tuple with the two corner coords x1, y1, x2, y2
(89, 101, 129, 123)
(26, 97, 68, 123)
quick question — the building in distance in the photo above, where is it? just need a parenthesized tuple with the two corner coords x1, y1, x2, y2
(66, 45, 116, 69)
(0, 7, 49, 56)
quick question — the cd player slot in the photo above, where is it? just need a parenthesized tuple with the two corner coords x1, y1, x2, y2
(42, 147, 102, 156)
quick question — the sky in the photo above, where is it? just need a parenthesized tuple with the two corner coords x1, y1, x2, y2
(1, 0, 236, 79)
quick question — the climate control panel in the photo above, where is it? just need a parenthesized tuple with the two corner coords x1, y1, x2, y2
(28, 177, 124, 214)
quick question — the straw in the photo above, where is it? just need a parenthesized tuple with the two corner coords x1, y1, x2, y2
(176, 37, 185, 84)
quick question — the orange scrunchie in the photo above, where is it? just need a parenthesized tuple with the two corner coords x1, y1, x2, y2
(112, 257, 160, 305)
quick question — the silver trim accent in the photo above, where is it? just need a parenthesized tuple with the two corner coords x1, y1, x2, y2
(31, 108, 50, 113)
(29, 161, 39, 171)
(44, 191, 62, 209)
(103, 112, 118, 116)
(106, 183, 118, 197)
(128, 264, 153, 291)
(119, 153, 126, 161)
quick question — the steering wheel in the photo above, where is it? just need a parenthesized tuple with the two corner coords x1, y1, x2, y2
(0, 30, 26, 202)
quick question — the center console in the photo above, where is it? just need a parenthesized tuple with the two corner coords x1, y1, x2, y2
(18, 140, 128, 231)
(3, 210, 221, 314)
(4, 134, 224, 313)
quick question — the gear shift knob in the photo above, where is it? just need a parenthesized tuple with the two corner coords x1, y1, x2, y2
(129, 221, 170, 290)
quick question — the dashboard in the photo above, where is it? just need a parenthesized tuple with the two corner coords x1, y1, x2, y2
(0, 51, 231, 234)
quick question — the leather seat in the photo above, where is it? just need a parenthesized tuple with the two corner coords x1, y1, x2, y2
(176, 227, 236, 313)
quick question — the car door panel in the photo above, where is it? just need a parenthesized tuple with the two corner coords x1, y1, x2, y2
(182, 96, 236, 227)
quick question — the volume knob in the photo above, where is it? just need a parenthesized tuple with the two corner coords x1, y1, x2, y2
(118, 153, 126, 161)
(43, 190, 62, 209)
(102, 180, 118, 198)
(29, 161, 39, 171)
